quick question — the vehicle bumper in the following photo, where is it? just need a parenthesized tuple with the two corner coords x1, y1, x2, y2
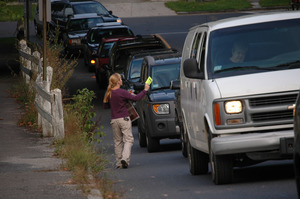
(66, 44, 84, 53)
(211, 129, 294, 155)
(149, 117, 180, 138)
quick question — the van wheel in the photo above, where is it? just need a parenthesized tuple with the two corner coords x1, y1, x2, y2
(146, 133, 160, 153)
(181, 118, 187, 158)
(187, 135, 208, 175)
(181, 132, 187, 158)
(208, 132, 233, 184)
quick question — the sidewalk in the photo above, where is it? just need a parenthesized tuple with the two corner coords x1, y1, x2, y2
(100, 0, 177, 18)
(0, 76, 87, 199)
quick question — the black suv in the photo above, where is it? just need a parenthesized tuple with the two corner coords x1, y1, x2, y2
(122, 48, 178, 94)
(133, 53, 182, 152)
(60, 13, 105, 55)
(34, 0, 121, 36)
(82, 23, 134, 72)
(102, 34, 171, 86)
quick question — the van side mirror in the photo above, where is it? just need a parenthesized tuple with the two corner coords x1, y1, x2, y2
(170, 79, 180, 90)
(183, 58, 204, 79)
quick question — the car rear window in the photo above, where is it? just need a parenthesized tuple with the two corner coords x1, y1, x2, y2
(72, 2, 109, 15)
(69, 18, 104, 32)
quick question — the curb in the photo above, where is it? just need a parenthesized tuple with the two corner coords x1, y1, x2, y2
(176, 6, 290, 15)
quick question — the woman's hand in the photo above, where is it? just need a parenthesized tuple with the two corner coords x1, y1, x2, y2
(144, 83, 150, 91)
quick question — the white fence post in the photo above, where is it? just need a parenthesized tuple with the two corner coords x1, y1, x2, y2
(52, 88, 64, 140)
(32, 51, 40, 74)
(41, 66, 53, 137)
(19, 43, 65, 140)
(19, 40, 27, 80)
(33, 51, 42, 128)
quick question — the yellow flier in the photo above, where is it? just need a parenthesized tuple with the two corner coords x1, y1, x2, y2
(145, 76, 153, 85)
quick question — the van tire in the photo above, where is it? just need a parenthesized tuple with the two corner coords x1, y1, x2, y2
(181, 131, 187, 158)
(179, 114, 187, 158)
(208, 132, 233, 184)
(187, 135, 209, 175)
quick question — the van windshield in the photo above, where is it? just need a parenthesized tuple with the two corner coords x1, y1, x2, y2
(207, 18, 300, 78)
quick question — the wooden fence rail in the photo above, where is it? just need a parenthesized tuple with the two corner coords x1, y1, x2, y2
(18, 40, 64, 139)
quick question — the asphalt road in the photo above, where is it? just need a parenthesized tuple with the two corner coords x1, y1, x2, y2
(63, 12, 298, 199)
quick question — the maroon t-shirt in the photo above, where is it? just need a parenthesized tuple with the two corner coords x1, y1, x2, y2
(104, 89, 147, 120)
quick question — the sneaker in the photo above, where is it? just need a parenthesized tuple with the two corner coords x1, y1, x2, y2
(121, 160, 128, 169)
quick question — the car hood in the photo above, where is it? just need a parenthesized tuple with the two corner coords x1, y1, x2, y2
(148, 89, 176, 102)
(215, 69, 300, 98)
(102, 16, 118, 22)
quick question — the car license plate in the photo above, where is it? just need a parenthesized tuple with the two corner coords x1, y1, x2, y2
(71, 39, 81, 45)
(280, 137, 294, 155)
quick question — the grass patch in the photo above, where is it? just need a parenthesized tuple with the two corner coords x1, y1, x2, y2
(9, 75, 39, 128)
(0, 37, 17, 45)
(0, 2, 36, 22)
(259, 0, 290, 7)
(165, 0, 252, 12)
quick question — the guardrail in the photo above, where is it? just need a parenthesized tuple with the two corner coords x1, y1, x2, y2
(18, 40, 64, 139)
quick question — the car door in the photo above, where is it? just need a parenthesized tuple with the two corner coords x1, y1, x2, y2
(51, 2, 66, 31)
(136, 59, 149, 134)
(190, 28, 209, 152)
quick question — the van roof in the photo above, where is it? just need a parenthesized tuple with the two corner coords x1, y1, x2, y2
(192, 11, 300, 32)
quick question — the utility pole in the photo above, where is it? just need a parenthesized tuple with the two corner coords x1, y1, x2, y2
(24, 0, 30, 40)
(43, 0, 47, 81)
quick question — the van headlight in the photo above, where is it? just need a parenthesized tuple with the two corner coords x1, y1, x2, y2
(225, 100, 242, 114)
(153, 104, 169, 114)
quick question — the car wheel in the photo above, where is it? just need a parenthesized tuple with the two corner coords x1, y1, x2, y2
(95, 69, 106, 89)
(88, 64, 94, 72)
(84, 54, 88, 66)
(137, 118, 147, 147)
(146, 133, 160, 153)
(187, 135, 209, 175)
(208, 131, 233, 185)
(138, 130, 147, 148)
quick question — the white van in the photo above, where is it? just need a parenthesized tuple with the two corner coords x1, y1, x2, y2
(180, 11, 300, 184)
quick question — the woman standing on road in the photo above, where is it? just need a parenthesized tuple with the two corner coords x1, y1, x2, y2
(103, 73, 149, 169)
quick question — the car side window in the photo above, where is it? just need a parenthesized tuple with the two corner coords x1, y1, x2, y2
(140, 60, 148, 83)
(198, 32, 207, 73)
(52, 3, 65, 18)
(64, 6, 73, 17)
(190, 32, 202, 59)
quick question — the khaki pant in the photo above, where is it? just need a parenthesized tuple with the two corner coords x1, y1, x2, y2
(111, 117, 133, 167)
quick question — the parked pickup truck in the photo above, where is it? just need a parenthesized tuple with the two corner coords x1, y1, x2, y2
(180, 11, 300, 185)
